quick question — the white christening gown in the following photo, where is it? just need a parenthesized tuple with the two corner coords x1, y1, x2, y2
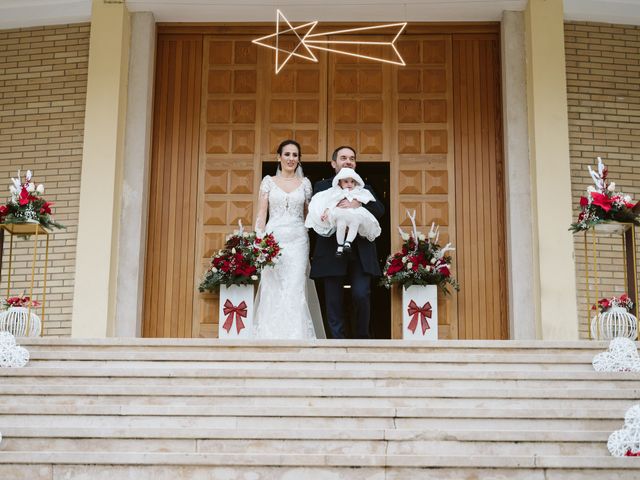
(253, 175, 325, 339)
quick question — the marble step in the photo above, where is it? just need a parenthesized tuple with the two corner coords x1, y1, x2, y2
(23, 347, 604, 361)
(0, 403, 631, 420)
(2, 377, 636, 392)
(24, 359, 595, 371)
(7, 366, 629, 381)
(20, 338, 611, 349)
(0, 414, 623, 431)
(1, 384, 637, 399)
(1, 393, 632, 410)
(0, 437, 611, 456)
(0, 427, 612, 442)
(2, 464, 639, 480)
(0, 451, 638, 469)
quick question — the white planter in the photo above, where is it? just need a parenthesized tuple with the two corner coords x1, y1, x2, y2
(0, 307, 41, 337)
(591, 306, 638, 340)
(402, 284, 438, 340)
(218, 284, 254, 339)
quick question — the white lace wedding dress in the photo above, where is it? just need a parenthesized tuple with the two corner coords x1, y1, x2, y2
(253, 175, 325, 339)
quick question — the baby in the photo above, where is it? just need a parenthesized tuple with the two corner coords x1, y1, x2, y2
(306, 168, 381, 257)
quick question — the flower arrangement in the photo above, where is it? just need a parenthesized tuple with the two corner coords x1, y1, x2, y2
(381, 211, 459, 293)
(3, 295, 40, 309)
(592, 293, 634, 314)
(0, 170, 64, 230)
(198, 222, 281, 291)
(570, 157, 640, 232)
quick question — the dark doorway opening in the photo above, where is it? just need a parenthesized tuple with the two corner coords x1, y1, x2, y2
(262, 162, 391, 339)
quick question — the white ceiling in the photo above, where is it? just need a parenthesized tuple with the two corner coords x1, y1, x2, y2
(0, 0, 638, 29)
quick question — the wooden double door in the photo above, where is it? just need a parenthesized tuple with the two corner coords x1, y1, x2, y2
(143, 24, 507, 340)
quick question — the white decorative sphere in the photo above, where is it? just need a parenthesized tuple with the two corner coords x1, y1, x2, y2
(608, 404, 640, 457)
(591, 307, 638, 340)
(0, 331, 29, 368)
(0, 307, 41, 337)
(593, 338, 640, 372)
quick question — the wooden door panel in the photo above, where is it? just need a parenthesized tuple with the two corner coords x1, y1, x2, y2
(392, 35, 457, 339)
(452, 34, 508, 340)
(194, 37, 261, 337)
(142, 34, 202, 338)
(145, 26, 507, 340)
(328, 40, 389, 163)
(262, 45, 326, 162)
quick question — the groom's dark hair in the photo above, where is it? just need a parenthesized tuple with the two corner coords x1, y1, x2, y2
(331, 146, 357, 162)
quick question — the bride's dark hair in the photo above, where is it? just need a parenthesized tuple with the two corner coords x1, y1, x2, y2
(276, 139, 302, 160)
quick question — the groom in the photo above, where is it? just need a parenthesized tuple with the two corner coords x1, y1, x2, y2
(310, 146, 385, 339)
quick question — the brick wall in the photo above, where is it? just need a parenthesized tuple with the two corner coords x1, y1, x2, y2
(0, 24, 89, 336)
(565, 22, 640, 339)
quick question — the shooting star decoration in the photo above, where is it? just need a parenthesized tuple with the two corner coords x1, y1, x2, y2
(253, 10, 407, 74)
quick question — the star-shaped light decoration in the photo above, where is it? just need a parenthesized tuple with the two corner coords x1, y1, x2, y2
(252, 10, 318, 74)
(253, 10, 407, 74)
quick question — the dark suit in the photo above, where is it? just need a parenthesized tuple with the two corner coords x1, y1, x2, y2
(309, 177, 385, 338)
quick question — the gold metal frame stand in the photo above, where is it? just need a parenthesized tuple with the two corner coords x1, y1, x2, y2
(581, 222, 638, 339)
(0, 223, 50, 336)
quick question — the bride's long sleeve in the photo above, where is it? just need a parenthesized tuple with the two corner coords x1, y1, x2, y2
(303, 177, 312, 218)
(254, 176, 271, 235)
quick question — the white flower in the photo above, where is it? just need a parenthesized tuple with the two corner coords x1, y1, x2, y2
(9, 186, 17, 194)
(211, 267, 218, 273)
(406, 262, 413, 270)
(430, 258, 436, 264)
(608, 182, 616, 192)
(400, 231, 409, 241)
(242, 232, 249, 238)
(27, 183, 35, 192)
(231, 248, 236, 254)
(36, 184, 44, 194)
(426, 265, 432, 272)
(587, 186, 596, 194)
(402, 256, 408, 263)
(251, 275, 258, 281)
(624, 195, 632, 203)
(25, 170, 32, 181)
(418, 233, 426, 242)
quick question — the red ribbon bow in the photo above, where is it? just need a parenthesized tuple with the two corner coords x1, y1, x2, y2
(407, 300, 432, 335)
(222, 299, 247, 334)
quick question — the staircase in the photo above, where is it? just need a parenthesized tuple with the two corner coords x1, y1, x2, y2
(1, 338, 639, 479)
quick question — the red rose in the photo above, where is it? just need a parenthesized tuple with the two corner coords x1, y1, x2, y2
(579, 196, 589, 208)
(439, 265, 451, 277)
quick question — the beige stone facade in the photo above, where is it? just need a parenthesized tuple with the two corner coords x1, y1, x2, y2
(1, 17, 639, 339)
(0, 24, 89, 335)
(566, 21, 640, 338)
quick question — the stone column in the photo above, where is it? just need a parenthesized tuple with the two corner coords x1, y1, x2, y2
(524, 0, 579, 339)
(501, 11, 537, 339)
(72, 0, 130, 337)
(114, 12, 156, 337)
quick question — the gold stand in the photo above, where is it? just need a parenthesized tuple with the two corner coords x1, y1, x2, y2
(580, 222, 638, 339)
(0, 223, 50, 336)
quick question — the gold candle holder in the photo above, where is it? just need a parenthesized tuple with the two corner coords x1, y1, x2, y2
(579, 222, 638, 339)
(0, 223, 50, 336)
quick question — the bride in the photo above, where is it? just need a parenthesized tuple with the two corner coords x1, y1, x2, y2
(253, 139, 325, 339)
